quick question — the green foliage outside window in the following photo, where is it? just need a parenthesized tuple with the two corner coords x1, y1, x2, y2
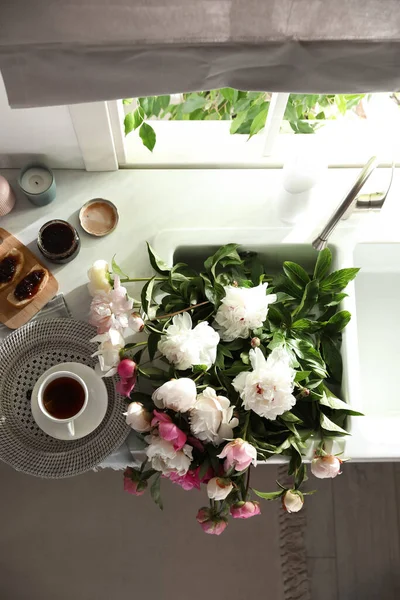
(123, 90, 367, 152)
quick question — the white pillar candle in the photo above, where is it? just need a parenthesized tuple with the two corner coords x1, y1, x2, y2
(19, 168, 53, 194)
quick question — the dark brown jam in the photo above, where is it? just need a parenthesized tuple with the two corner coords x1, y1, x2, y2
(40, 223, 75, 255)
(0, 256, 17, 283)
(37, 220, 80, 264)
(14, 269, 45, 301)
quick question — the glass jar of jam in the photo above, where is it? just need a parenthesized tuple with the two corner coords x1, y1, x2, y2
(37, 220, 80, 264)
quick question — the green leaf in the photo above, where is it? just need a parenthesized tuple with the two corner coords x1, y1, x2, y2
(181, 95, 207, 114)
(122, 98, 133, 105)
(314, 248, 332, 279)
(294, 370, 311, 382)
(158, 95, 171, 110)
(320, 413, 349, 435)
(320, 268, 360, 293)
(139, 122, 156, 152)
(141, 276, 156, 315)
(111, 255, 128, 278)
(267, 331, 286, 351)
(193, 364, 208, 373)
(150, 474, 163, 510)
(292, 280, 319, 320)
(230, 111, 249, 134)
(280, 411, 303, 423)
(249, 107, 269, 138)
(294, 463, 306, 489)
(321, 336, 342, 381)
(220, 88, 238, 104)
(138, 97, 155, 116)
(223, 363, 251, 376)
(146, 242, 170, 275)
(273, 275, 303, 300)
(124, 112, 135, 135)
(204, 244, 242, 278)
(252, 489, 283, 500)
(287, 337, 327, 379)
(138, 366, 167, 380)
(292, 318, 321, 332)
(325, 310, 351, 333)
(147, 332, 161, 361)
(283, 261, 310, 287)
(324, 293, 348, 307)
(320, 387, 363, 416)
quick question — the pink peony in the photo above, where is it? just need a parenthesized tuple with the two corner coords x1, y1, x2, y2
(217, 438, 257, 472)
(152, 410, 187, 451)
(118, 358, 137, 379)
(169, 469, 201, 491)
(230, 501, 261, 519)
(89, 276, 133, 334)
(123, 467, 146, 496)
(116, 377, 137, 397)
(196, 507, 228, 535)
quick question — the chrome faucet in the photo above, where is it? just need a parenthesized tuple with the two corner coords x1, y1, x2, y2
(312, 156, 394, 251)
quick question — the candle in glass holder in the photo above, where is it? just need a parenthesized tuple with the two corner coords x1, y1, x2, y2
(18, 164, 56, 206)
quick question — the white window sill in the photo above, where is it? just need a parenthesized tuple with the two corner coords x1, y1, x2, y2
(122, 120, 399, 169)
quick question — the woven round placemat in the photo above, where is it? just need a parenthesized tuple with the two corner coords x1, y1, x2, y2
(0, 318, 131, 478)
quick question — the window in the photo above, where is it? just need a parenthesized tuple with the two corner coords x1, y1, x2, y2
(108, 91, 400, 169)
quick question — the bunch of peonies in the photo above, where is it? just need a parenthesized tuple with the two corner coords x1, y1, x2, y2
(87, 253, 347, 536)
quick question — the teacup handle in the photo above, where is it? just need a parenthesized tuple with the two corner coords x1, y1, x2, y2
(68, 421, 75, 437)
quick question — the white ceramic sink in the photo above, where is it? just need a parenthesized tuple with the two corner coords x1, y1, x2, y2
(153, 228, 349, 460)
(345, 243, 400, 460)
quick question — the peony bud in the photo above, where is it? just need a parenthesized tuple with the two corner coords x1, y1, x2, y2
(123, 467, 147, 496)
(282, 489, 304, 513)
(217, 438, 257, 472)
(207, 477, 234, 501)
(196, 507, 228, 535)
(251, 337, 261, 348)
(152, 378, 197, 413)
(311, 455, 342, 479)
(124, 402, 152, 432)
(129, 312, 145, 333)
(87, 260, 111, 296)
(230, 501, 261, 519)
(118, 358, 137, 379)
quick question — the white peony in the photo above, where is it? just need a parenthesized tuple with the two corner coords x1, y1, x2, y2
(152, 378, 197, 413)
(145, 435, 192, 476)
(124, 402, 152, 432)
(214, 283, 277, 342)
(158, 312, 219, 370)
(207, 477, 234, 501)
(90, 328, 125, 377)
(282, 490, 304, 513)
(233, 347, 296, 420)
(189, 387, 239, 445)
(87, 260, 112, 296)
(128, 312, 145, 333)
(311, 455, 342, 479)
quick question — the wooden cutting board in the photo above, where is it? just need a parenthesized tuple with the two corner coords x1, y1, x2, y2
(0, 228, 58, 329)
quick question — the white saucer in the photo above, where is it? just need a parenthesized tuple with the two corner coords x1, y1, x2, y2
(31, 362, 108, 441)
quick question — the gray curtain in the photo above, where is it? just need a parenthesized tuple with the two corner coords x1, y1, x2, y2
(0, 0, 399, 108)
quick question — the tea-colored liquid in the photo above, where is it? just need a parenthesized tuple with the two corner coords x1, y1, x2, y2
(43, 377, 85, 420)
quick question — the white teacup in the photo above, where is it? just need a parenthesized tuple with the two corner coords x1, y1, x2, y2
(37, 370, 89, 438)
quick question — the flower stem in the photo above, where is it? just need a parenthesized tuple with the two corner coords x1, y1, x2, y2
(245, 466, 251, 497)
(156, 301, 210, 321)
(120, 277, 167, 282)
(242, 412, 251, 441)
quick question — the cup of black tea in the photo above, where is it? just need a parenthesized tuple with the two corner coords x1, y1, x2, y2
(37, 371, 88, 437)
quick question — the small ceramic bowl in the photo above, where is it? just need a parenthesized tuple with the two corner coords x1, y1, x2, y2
(79, 198, 119, 237)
